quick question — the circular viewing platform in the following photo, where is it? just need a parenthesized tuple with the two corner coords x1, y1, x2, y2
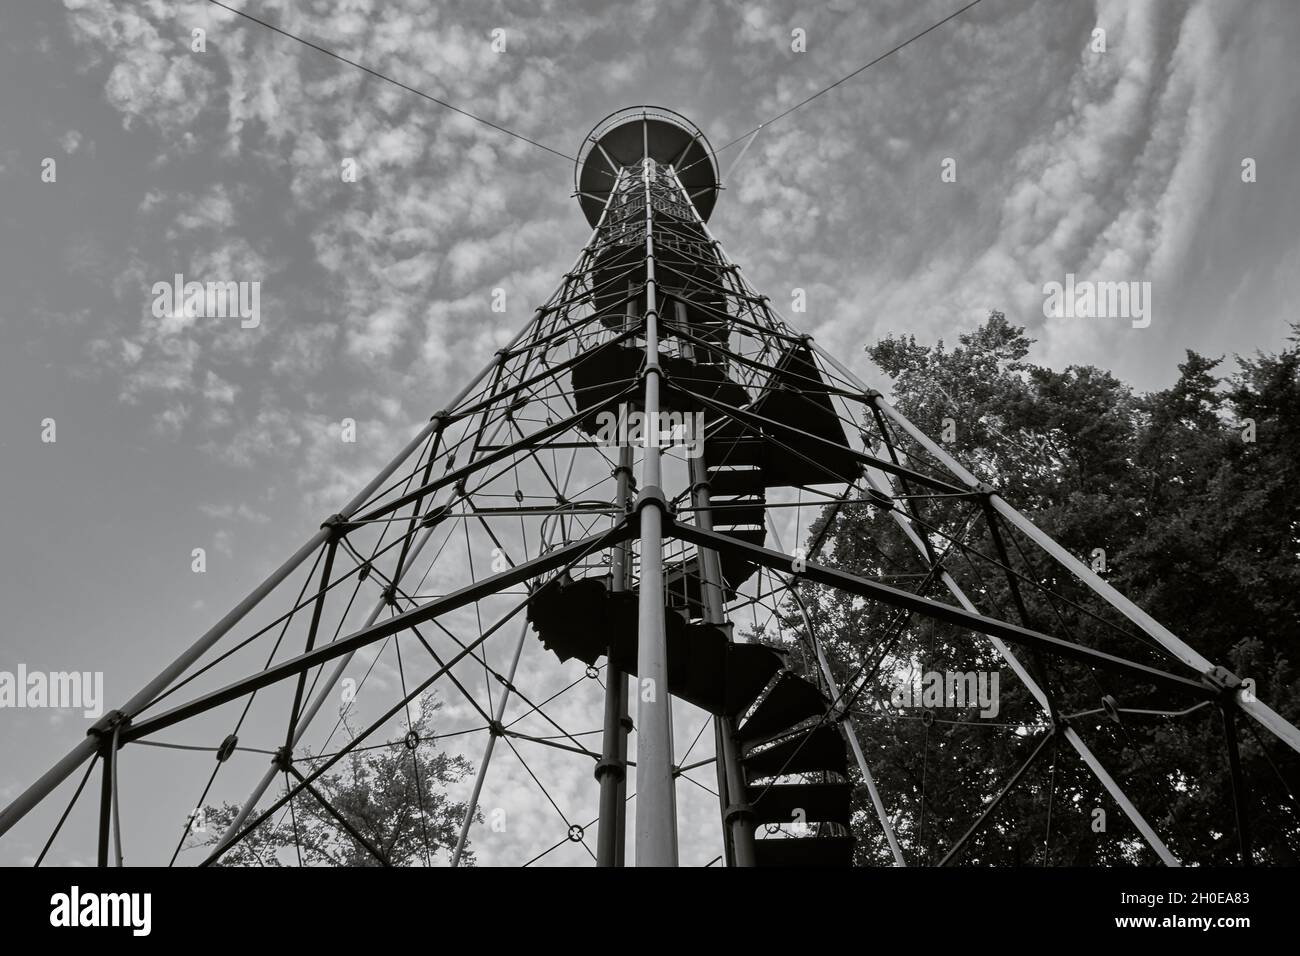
(575, 106, 720, 228)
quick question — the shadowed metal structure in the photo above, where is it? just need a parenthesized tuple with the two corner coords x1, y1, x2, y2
(4, 107, 1298, 868)
(576, 106, 720, 227)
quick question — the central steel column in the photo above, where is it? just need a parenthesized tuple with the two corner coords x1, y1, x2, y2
(634, 151, 678, 866)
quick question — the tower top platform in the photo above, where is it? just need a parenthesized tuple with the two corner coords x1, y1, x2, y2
(575, 106, 719, 228)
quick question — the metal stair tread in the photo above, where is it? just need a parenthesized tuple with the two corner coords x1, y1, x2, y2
(738, 671, 831, 745)
(746, 782, 853, 827)
(742, 724, 848, 779)
(753, 835, 855, 867)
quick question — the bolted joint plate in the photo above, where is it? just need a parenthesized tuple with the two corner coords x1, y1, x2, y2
(633, 485, 672, 516)
(87, 709, 130, 742)
(1203, 664, 1244, 699)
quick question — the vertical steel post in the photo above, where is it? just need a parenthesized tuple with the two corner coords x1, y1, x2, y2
(679, 301, 755, 867)
(96, 742, 112, 867)
(634, 147, 678, 866)
(596, 443, 634, 866)
(613, 282, 641, 868)
(1220, 704, 1253, 866)
(110, 724, 124, 867)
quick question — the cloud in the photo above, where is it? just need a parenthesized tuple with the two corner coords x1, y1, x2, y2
(199, 501, 271, 524)
(704, 0, 1300, 389)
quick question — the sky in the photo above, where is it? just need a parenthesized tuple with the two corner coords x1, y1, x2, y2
(1, 0, 1299, 866)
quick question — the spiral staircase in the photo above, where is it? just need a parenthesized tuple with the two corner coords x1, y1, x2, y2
(528, 313, 861, 866)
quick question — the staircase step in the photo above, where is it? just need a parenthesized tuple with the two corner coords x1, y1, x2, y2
(749, 342, 860, 488)
(707, 466, 765, 496)
(706, 495, 766, 527)
(707, 413, 759, 439)
(570, 342, 643, 434)
(724, 643, 786, 716)
(526, 575, 617, 666)
(738, 672, 830, 745)
(705, 436, 765, 468)
(605, 622, 790, 718)
(747, 782, 853, 827)
(571, 341, 752, 436)
(753, 835, 855, 868)
(717, 527, 764, 585)
(661, 353, 749, 418)
(719, 560, 758, 594)
(607, 614, 731, 714)
(668, 622, 730, 714)
(532, 575, 790, 718)
(743, 725, 848, 779)
(695, 360, 730, 378)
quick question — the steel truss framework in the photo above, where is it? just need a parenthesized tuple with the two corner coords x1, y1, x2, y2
(4, 108, 1298, 868)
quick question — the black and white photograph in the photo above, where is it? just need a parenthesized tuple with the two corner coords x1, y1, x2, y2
(1, 0, 1296, 937)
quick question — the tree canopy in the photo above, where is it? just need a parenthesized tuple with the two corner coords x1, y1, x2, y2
(786, 313, 1300, 865)
(197, 693, 479, 866)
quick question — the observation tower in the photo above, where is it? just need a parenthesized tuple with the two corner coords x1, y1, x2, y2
(3, 107, 1293, 869)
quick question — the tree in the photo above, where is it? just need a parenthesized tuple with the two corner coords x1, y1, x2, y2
(786, 313, 1300, 865)
(196, 693, 480, 866)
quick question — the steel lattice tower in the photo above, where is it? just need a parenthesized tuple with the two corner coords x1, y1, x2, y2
(4, 107, 1298, 868)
